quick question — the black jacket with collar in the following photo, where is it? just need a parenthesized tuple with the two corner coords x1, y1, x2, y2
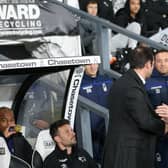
(114, 8, 147, 36)
(43, 145, 97, 168)
(103, 69, 165, 168)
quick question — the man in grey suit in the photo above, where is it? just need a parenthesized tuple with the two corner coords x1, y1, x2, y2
(103, 46, 168, 168)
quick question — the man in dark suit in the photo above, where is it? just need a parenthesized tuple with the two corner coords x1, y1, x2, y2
(102, 46, 168, 168)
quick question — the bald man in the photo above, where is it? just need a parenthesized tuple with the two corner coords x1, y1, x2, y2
(0, 107, 33, 164)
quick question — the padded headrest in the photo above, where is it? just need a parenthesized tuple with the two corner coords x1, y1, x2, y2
(34, 129, 55, 161)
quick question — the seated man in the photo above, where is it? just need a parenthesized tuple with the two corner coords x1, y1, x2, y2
(0, 107, 33, 164)
(43, 119, 97, 168)
(111, 0, 147, 53)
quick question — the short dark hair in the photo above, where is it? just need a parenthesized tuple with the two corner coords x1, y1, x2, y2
(130, 46, 154, 69)
(50, 119, 70, 139)
(154, 50, 168, 58)
(86, 0, 98, 5)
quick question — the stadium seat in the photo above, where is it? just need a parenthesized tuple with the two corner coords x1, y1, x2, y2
(0, 136, 11, 168)
(10, 155, 31, 168)
(0, 136, 31, 168)
(31, 129, 55, 168)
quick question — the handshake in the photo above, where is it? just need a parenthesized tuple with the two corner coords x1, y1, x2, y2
(155, 103, 168, 123)
(155, 103, 168, 134)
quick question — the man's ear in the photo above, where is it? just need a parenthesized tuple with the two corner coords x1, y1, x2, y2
(54, 136, 61, 143)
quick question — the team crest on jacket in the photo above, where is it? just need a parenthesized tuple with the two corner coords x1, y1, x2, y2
(151, 86, 162, 94)
(102, 83, 107, 92)
(78, 156, 87, 162)
(83, 85, 93, 93)
(60, 163, 68, 168)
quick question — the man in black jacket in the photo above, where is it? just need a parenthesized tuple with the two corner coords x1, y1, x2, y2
(43, 119, 97, 168)
(0, 107, 33, 164)
(110, 0, 147, 53)
(103, 46, 168, 168)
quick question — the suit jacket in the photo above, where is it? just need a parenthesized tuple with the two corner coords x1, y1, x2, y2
(102, 69, 165, 168)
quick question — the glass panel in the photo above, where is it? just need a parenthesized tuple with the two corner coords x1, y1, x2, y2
(17, 71, 69, 145)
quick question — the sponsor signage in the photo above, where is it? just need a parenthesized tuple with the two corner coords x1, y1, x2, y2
(0, 147, 5, 155)
(0, 0, 78, 39)
(64, 66, 84, 128)
(0, 0, 42, 37)
(43, 140, 55, 149)
(0, 56, 101, 70)
(150, 28, 168, 47)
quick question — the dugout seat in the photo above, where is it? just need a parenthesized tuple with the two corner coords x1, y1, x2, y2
(31, 129, 55, 168)
(0, 136, 31, 168)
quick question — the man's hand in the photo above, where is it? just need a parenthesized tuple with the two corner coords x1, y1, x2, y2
(3, 125, 16, 138)
(155, 103, 168, 124)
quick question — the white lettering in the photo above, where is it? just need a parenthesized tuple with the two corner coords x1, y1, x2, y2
(6, 5, 17, 19)
(4, 20, 9, 27)
(0, 4, 40, 20)
(28, 4, 40, 19)
(17, 4, 28, 19)
(0, 5, 7, 19)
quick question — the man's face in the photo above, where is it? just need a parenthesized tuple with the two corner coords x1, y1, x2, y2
(85, 64, 99, 78)
(86, 3, 98, 16)
(155, 52, 168, 75)
(56, 124, 76, 147)
(0, 111, 15, 133)
(129, 0, 140, 16)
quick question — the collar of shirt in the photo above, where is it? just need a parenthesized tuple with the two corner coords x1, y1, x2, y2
(136, 72, 146, 85)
